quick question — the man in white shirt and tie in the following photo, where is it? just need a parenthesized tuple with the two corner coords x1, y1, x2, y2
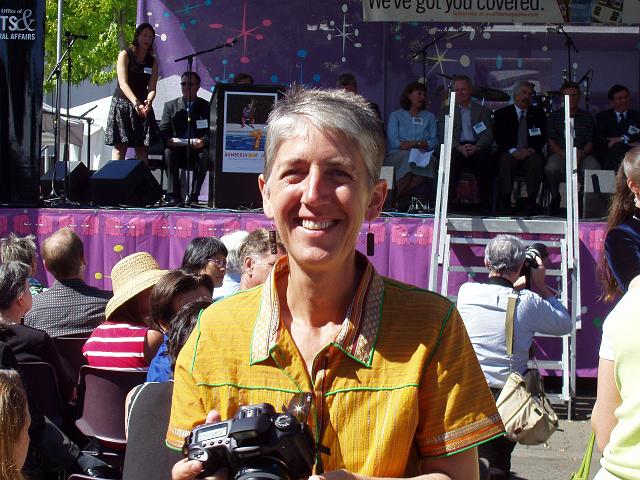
(159, 71, 210, 206)
(595, 84, 640, 171)
(437, 75, 494, 213)
(493, 80, 547, 215)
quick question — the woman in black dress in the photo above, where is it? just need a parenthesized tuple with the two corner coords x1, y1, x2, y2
(105, 22, 159, 163)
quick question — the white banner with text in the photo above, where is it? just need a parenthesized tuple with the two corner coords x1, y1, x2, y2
(363, 0, 640, 25)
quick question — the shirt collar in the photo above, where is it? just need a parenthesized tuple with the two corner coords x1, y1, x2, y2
(250, 252, 384, 367)
(514, 105, 527, 117)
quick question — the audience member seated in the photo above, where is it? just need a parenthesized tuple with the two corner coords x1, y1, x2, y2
(83, 252, 165, 372)
(0, 234, 45, 297)
(232, 72, 253, 85)
(494, 80, 547, 215)
(213, 230, 249, 300)
(0, 369, 30, 480)
(598, 148, 640, 302)
(437, 75, 494, 212)
(180, 236, 228, 292)
(337, 72, 381, 119)
(0, 345, 120, 480)
(545, 81, 600, 215)
(123, 300, 210, 480)
(160, 71, 210, 207)
(595, 84, 640, 172)
(24, 228, 111, 338)
(385, 81, 438, 211)
(456, 234, 571, 480)
(237, 228, 286, 290)
(146, 270, 213, 382)
(0, 262, 74, 403)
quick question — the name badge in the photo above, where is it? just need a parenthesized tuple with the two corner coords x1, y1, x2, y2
(628, 125, 639, 135)
(412, 116, 424, 125)
(528, 127, 542, 136)
(472, 122, 487, 134)
(196, 119, 208, 129)
(143, 67, 153, 75)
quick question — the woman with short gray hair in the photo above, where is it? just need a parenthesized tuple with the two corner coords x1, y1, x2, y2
(0, 262, 74, 402)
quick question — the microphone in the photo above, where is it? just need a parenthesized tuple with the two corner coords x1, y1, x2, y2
(65, 31, 88, 39)
(225, 37, 238, 47)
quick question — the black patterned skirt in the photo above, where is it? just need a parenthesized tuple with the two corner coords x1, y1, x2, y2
(105, 96, 158, 147)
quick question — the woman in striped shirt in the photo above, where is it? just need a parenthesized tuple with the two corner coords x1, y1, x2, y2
(83, 252, 166, 371)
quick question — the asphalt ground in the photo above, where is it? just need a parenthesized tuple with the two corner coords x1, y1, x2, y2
(509, 381, 601, 480)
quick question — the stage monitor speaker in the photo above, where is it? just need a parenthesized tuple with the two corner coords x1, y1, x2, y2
(583, 169, 615, 219)
(90, 159, 162, 207)
(40, 161, 91, 201)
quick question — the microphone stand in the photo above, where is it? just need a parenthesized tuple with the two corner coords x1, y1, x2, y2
(556, 25, 579, 81)
(411, 32, 447, 84)
(174, 39, 237, 206)
(44, 41, 72, 203)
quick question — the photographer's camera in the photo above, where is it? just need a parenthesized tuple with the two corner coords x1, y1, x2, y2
(183, 403, 316, 480)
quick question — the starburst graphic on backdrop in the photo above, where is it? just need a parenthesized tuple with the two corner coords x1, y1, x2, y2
(209, 0, 271, 64)
(308, 3, 361, 63)
(162, 0, 212, 31)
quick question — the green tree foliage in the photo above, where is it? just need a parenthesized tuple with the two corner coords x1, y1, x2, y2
(44, 0, 136, 90)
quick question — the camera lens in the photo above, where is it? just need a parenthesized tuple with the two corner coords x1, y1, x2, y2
(234, 459, 290, 480)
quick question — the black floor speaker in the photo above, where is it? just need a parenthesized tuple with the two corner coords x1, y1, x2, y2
(40, 161, 91, 201)
(90, 159, 162, 207)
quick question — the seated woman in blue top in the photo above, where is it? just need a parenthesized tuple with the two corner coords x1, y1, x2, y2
(146, 270, 212, 382)
(385, 81, 438, 210)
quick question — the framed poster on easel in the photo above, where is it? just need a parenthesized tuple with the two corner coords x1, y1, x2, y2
(211, 83, 284, 209)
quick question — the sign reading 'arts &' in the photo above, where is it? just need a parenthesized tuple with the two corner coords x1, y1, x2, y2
(0, 8, 37, 40)
(363, 0, 640, 25)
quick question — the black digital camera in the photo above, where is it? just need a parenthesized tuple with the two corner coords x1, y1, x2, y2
(183, 403, 317, 480)
(522, 242, 549, 288)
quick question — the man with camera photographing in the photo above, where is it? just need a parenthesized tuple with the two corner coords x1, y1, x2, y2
(455, 235, 571, 480)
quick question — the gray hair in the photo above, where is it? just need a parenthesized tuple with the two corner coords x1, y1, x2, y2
(220, 230, 249, 275)
(263, 86, 385, 188)
(0, 233, 37, 268)
(0, 262, 30, 310)
(484, 234, 526, 275)
(238, 228, 285, 274)
(514, 80, 533, 95)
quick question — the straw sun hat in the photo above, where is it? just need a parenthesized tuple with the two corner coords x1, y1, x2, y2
(105, 252, 167, 320)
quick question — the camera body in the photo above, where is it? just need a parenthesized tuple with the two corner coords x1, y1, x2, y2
(522, 242, 548, 288)
(183, 403, 317, 480)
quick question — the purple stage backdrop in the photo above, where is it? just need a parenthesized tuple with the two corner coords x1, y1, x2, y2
(137, 0, 640, 122)
(0, 208, 610, 377)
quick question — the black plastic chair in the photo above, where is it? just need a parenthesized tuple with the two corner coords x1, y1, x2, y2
(75, 366, 146, 451)
(53, 335, 89, 384)
(18, 361, 66, 427)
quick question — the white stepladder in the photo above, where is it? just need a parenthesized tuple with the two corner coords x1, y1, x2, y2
(430, 93, 581, 418)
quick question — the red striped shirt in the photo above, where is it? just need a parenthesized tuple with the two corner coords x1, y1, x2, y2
(83, 322, 150, 371)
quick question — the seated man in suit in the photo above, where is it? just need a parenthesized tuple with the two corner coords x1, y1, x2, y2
(437, 75, 494, 212)
(494, 80, 547, 215)
(595, 84, 640, 172)
(544, 81, 599, 215)
(160, 71, 210, 206)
